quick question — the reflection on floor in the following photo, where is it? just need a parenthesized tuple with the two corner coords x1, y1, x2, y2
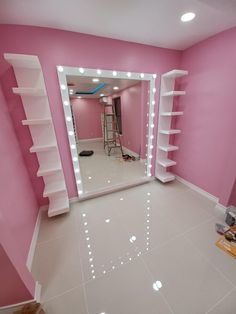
(32, 180, 236, 314)
(77, 140, 146, 193)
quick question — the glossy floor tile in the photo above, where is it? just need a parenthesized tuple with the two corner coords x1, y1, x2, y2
(32, 180, 236, 313)
(77, 140, 146, 193)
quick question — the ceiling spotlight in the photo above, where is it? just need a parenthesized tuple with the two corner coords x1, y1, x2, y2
(113, 86, 119, 90)
(92, 78, 99, 82)
(181, 12, 196, 22)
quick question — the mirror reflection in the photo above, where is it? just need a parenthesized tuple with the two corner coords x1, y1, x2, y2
(66, 74, 149, 194)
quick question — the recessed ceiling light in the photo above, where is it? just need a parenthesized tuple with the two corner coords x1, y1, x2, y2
(92, 78, 99, 82)
(181, 12, 196, 22)
(113, 86, 119, 90)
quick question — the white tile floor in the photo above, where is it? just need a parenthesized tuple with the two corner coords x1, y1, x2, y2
(77, 140, 146, 194)
(32, 180, 236, 314)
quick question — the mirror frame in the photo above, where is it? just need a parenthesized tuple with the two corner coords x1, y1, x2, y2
(57, 66, 156, 197)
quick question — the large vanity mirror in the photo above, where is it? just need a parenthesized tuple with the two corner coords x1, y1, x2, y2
(57, 66, 156, 199)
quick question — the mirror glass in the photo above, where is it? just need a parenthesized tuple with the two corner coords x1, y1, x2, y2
(57, 67, 156, 199)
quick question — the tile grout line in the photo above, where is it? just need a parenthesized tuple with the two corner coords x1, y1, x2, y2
(139, 256, 175, 314)
(185, 236, 236, 288)
(204, 287, 236, 314)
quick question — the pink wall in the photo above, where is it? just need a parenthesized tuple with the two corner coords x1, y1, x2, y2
(0, 24, 181, 200)
(172, 27, 236, 205)
(112, 83, 143, 156)
(71, 98, 103, 140)
(229, 180, 236, 207)
(0, 84, 37, 306)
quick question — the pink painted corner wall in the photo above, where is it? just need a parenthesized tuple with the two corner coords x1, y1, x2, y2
(0, 245, 33, 306)
(71, 98, 103, 140)
(172, 27, 236, 204)
(112, 83, 143, 156)
(229, 180, 236, 207)
(0, 84, 37, 306)
(0, 24, 181, 200)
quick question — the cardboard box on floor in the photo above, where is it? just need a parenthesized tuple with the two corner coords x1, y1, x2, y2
(216, 226, 236, 259)
(13, 303, 45, 314)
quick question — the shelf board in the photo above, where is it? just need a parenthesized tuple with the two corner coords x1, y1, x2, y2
(161, 112, 183, 116)
(48, 197, 70, 217)
(30, 144, 57, 153)
(156, 172, 175, 183)
(4, 53, 41, 69)
(159, 129, 181, 135)
(162, 91, 186, 97)
(13, 87, 46, 96)
(37, 165, 62, 177)
(22, 118, 52, 126)
(157, 158, 177, 167)
(43, 181, 66, 197)
(162, 70, 188, 79)
(158, 145, 179, 152)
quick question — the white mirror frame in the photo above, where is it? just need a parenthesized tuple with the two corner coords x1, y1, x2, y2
(57, 66, 156, 196)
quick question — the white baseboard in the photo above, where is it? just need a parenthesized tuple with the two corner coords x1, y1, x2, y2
(215, 203, 227, 213)
(78, 137, 103, 143)
(175, 175, 219, 203)
(0, 282, 41, 313)
(122, 146, 140, 158)
(26, 206, 45, 271)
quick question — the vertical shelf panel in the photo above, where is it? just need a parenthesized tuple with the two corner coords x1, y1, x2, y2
(5, 53, 69, 217)
(155, 69, 188, 183)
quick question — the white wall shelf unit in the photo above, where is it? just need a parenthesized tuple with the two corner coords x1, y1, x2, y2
(155, 69, 188, 183)
(5, 53, 69, 217)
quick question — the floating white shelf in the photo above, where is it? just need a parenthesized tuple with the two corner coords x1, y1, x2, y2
(162, 70, 188, 79)
(30, 144, 57, 153)
(155, 69, 188, 183)
(158, 159, 177, 167)
(4, 53, 41, 69)
(43, 181, 66, 197)
(13, 87, 46, 96)
(159, 129, 181, 135)
(37, 165, 62, 177)
(156, 172, 175, 183)
(5, 53, 70, 217)
(48, 197, 69, 218)
(158, 145, 179, 152)
(162, 91, 186, 97)
(161, 112, 183, 116)
(22, 118, 51, 126)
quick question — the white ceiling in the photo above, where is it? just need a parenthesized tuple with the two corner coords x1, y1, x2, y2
(1, 0, 236, 50)
(67, 75, 140, 99)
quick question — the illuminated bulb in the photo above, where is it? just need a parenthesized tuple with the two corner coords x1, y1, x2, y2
(129, 257, 132, 261)
(73, 157, 78, 162)
(153, 88, 156, 93)
(97, 69, 102, 75)
(129, 236, 136, 243)
(88, 244, 90, 248)
(181, 12, 196, 22)
(66, 117, 71, 122)
(91, 269, 94, 273)
(120, 197, 124, 201)
(103, 270, 106, 274)
(100, 93, 104, 97)
(150, 145, 154, 149)
(153, 281, 162, 291)
(150, 135, 154, 139)
(75, 168, 79, 173)
(92, 78, 99, 82)
(148, 173, 152, 177)
(153, 74, 157, 79)
(112, 266, 115, 270)
(89, 258, 93, 262)
(69, 131, 74, 136)
(71, 144, 76, 149)
(107, 180, 111, 183)
(77, 180, 81, 184)
(151, 124, 154, 128)
(86, 237, 90, 241)
(91, 264, 94, 268)
(79, 67, 85, 73)
(152, 100, 155, 105)
(79, 190, 83, 194)
(69, 89, 73, 93)
(82, 213, 86, 217)
(58, 66, 64, 72)
(140, 73, 144, 78)
(64, 101, 69, 106)
(113, 86, 119, 90)
(113, 71, 117, 76)
(148, 165, 152, 168)
(149, 155, 153, 159)
(60, 84, 66, 90)
(105, 219, 110, 223)
(127, 72, 131, 77)
(88, 176, 92, 180)
(121, 261, 124, 265)
(152, 113, 155, 117)
(147, 200, 150, 203)
(93, 276, 96, 279)
(78, 96, 82, 99)
(84, 222, 87, 226)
